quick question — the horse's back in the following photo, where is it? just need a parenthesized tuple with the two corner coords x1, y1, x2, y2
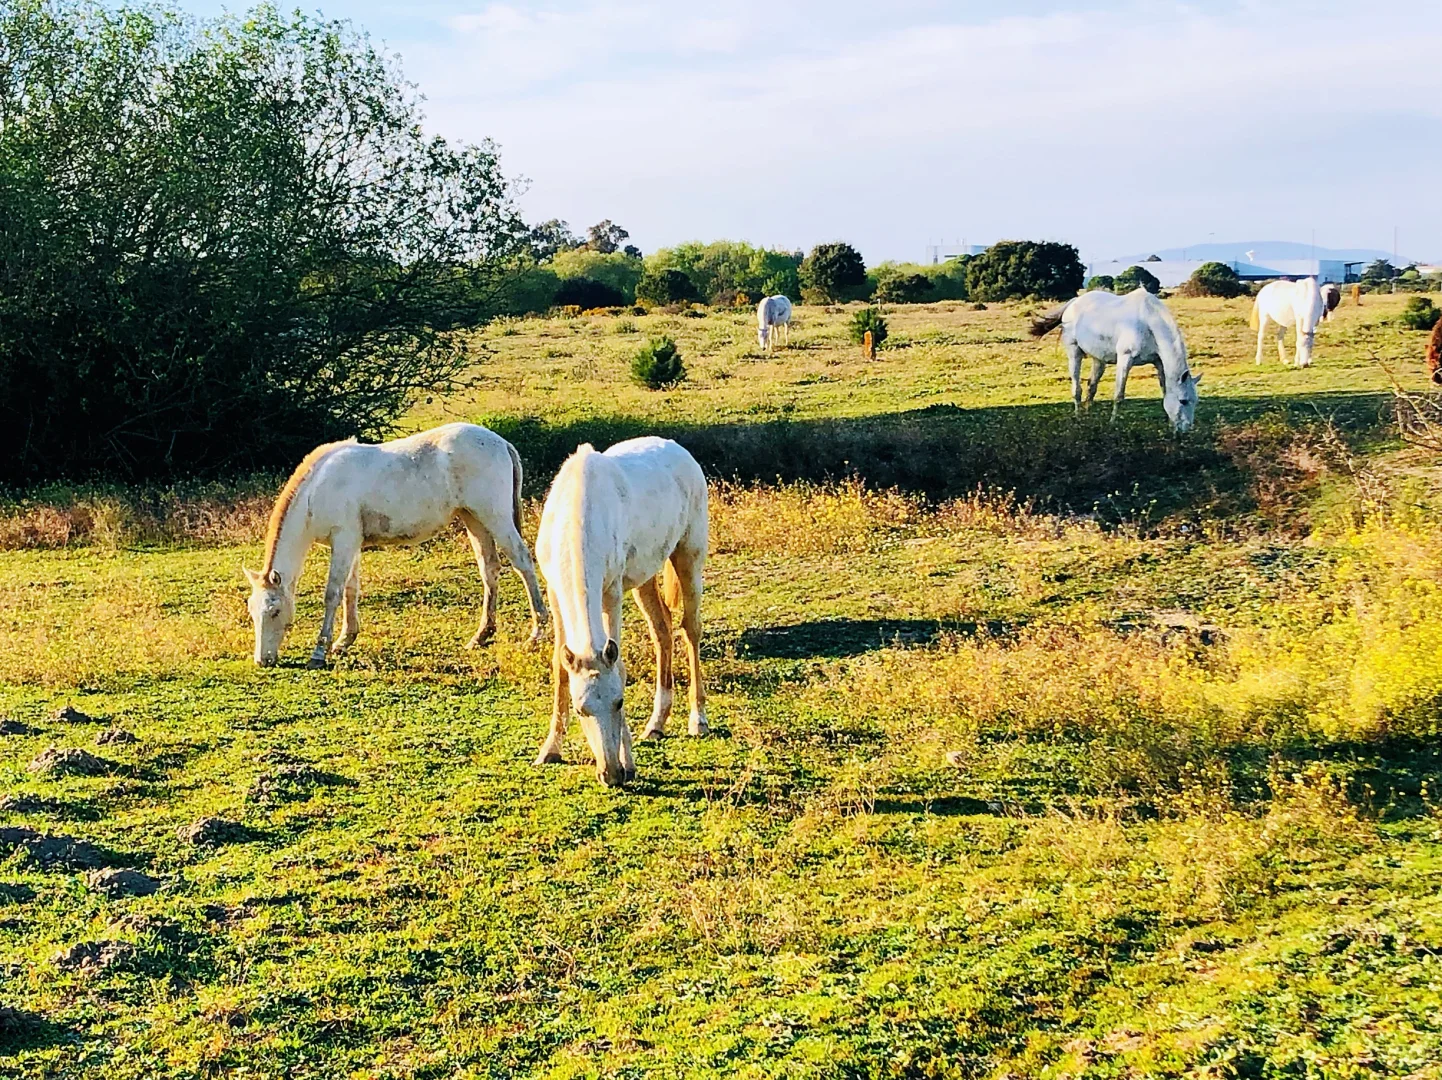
(758, 295, 791, 325)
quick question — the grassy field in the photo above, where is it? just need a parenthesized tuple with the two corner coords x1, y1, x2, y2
(4, 295, 1442, 1078)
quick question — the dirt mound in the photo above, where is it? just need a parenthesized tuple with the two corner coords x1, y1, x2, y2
(50, 706, 101, 724)
(86, 868, 160, 898)
(177, 816, 248, 847)
(95, 728, 138, 746)
(0, 718, 37, 736)
(27, 747, 116, 777)
(51, 940, 137, 973)
(247, 764, 350, 806)
(0, 826, 112, 869)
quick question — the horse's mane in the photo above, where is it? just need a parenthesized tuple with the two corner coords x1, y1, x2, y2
(1141, 294, 1189, 375)
(262, 439, 355, 574)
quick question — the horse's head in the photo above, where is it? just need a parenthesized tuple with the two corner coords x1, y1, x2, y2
(1295, 327, 1317, 367)
(243, 567, 295, 666)
(1164, 372, 1201, 433)
(563, 639, 632, 786)
(756, 323, 769, 349)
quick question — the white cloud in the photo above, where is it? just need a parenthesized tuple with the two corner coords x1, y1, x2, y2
(394, 0, 1442, 260)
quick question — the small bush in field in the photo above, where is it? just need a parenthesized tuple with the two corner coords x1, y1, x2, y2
(849, 308, 888, 348)
(1182, 261, 1244, 298)
(613, 319, 637, 334)
(1114, 264, 1161, 294)
(631, 336, 685, 388)
(1400, 296, 1441, 331)
(1086, 275, 1115, 291)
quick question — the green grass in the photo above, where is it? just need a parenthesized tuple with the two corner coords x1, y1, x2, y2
(4, 296, 1442, 1078)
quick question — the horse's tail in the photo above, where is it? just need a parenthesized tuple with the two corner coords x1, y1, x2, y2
(661, 558, 683, 613)
(506, 441, 524, 538)
(1028, 302, 1071, 337)
(1249, 298, 1259, 330)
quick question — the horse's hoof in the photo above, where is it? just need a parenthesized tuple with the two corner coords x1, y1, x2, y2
(641, 726, 665, 742)
(534, 750, 563, 766)
(306, 657, 328, 670)
(466, 629, 494, 650)
(688, 716, 709, 737)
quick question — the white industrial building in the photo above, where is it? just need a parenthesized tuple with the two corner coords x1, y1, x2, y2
(1085, 257, 1363, 289)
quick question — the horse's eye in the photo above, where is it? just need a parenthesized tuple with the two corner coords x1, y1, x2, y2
(613, 698, 624, 711)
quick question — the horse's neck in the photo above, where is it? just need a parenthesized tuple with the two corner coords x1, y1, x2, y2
(269, 487, 316, 590)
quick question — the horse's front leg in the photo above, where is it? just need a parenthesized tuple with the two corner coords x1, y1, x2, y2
(536, 588, 569, 765)
(310, 531, 361, 668)
(330, 555, 361, 655)
(1276, 324, 1289, 366)
(1066, 342, 1084, 414)
(1255, 316, 1267, 365)
(1111, 353, 1135, 422)
(1086, 356, 1106, 408)
(602, 587, 635, 781)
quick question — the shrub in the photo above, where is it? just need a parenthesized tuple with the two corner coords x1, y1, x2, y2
(550, 249, 643, 302)
(965, 240, 1084, 302)
(636, 268, 698, 306)
(849, 308, 888, 348)
(644, 242, 801, 306)
(0, 2, 527, 483)
(1086, 275, 1115, 291)
(1114, 264, 1161, 294)
(631, 336, 686, 388)
(1400, 297, 1441, 332)
(801, 242, 867, 303)
(874, 272, 933, 304)
(553, 277, 627, 309)
(1182, 261, 1244, 298)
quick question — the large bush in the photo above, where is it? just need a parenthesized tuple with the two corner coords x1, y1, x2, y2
(1114, 264, 1161, 294)
(0, 0, 526, 482)
(965, 240, 1084, 302)
(801, 242, 868, 303)
(550, 249, 642, 302)
(873, 270, 934, 304)
(1182, 261, 1245, 298)
(645, 242, 801, 305)
(636, 268, 699, 306)
(553, 277, 626, 309)
(1086, 275, 1115, 292)
(1400, 297, 1441, 332)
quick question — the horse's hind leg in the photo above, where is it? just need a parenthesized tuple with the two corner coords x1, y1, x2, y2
(1276, 323, 1289, 366)
(1066, 341, 1084, 413)
(668, 549, 708, 737)
(458, 511, 500, 649)
(1256, 315, 1267, 364)
(632, 577, 674, 741)
(330, 555, 361, 655)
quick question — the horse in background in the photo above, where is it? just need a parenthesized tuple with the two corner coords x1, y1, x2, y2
(1251, 278, 1325, 367)
(533, 437, 709, 788)
(1030, 288, 1200, 432)
(757, 295, 793, 352)
(1320, 282, 1342, 321)
(244, 423, 547, 668)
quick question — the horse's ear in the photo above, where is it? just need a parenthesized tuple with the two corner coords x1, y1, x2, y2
(243, 567, 261, 586)
(602, 639, 619, 666)
(266, 569, 282, 588)
(1191, 373, 1203, 386)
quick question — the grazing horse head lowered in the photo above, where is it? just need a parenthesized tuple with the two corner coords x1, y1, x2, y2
(1030, 288, 1200, 433)
(534, 437, 711, 787)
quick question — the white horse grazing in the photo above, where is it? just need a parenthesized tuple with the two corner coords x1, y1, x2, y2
(533, 437, 709, 788)
(244, 422, 547, 668)
(756, 295, 793, 352)
(1030, 288, 1200, 432)
(1320, 282, 1341, 321)
(1251, 278, 1325, 367)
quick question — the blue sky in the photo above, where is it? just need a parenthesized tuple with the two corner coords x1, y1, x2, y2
(185, 0, 1442, 263)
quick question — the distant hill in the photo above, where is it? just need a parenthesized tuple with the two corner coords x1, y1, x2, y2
(1110, 240, 1404, 266)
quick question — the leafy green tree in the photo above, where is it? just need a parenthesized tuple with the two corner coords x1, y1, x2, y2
(553, 278, 626, 309)
(1363, 259, 1397, 285)
(644, 242, 801, 304)
(1184, 262, 1244, 298)
(0, 0, 527, 481)
(801, 242, 867, 303)
(584, 220, 630, 255)
(1086, 275, 1115, 291)
(550, 249, 643, 302)
(528, 219, 580, 261)
(965, 241, 1084, 302)
(874, 271, 933, 304)
(1114, 265, 1161, 294)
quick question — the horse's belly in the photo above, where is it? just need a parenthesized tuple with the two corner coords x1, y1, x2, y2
(359, 503, 450, 546)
